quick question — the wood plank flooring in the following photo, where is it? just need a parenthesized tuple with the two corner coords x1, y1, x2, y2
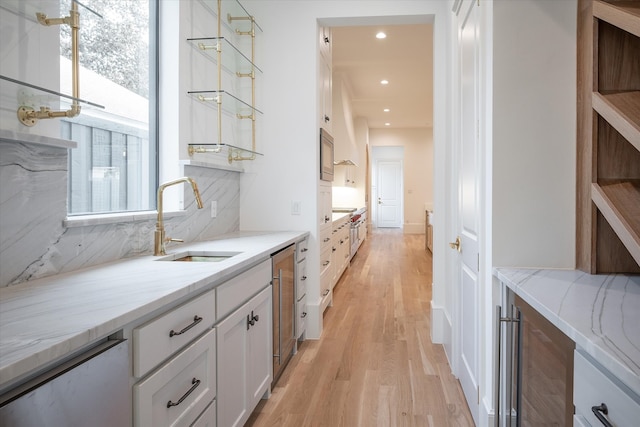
(246, 229, 474, 427)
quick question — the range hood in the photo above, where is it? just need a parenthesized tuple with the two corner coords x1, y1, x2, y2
(333, 159, 358, 166)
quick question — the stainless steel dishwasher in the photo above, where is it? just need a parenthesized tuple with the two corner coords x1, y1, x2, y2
(0, 338, 130, 426)
(271, 244, 295, 385)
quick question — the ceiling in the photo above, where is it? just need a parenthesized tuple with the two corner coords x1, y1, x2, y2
(331, 23, 433, 130)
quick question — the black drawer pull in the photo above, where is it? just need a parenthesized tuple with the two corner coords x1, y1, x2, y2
(167, 377, 200, 408)
(592, 403, 613, 427)
(169, 315, 203, 337)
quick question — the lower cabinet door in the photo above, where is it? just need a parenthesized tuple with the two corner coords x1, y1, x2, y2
(134, 328, 216, 427)
(192, 400, 216, 427)
(216, 286, 272, 427)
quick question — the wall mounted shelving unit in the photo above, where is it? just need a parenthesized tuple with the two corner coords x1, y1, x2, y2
(187, 0, 262, 164)
(577, 0, 640, 273)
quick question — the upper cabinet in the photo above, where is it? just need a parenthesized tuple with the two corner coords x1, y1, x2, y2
(577, 0, 640, 273)
(318, 25, 332, 132)
(187, 0, 262, 163)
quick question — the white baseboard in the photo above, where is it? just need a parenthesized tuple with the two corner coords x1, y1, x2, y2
(305, 302, 322, 339)
(430, 301, 452, 363)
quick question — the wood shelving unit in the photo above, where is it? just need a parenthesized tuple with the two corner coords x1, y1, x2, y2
(577, 0, 640, 273)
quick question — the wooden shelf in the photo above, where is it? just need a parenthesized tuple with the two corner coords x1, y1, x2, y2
(592, 181, 640, 267)
(592, 91, 640, 151)
(593, 0, 640, 37)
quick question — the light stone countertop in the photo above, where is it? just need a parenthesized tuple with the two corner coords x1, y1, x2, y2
(0, 230, 308, 391)
(494, 268, 640, 397)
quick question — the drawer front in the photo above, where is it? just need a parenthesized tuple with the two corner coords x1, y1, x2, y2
(192, 400, 216, 427)
(295, 295, 307, 339)
(134, 328, 217, 427)
(574, 350, 640, 427)
(320, 226, 332, 252)
(295, 258, 307, 301)
(295, 237, 309, 261)
(320, 245, 331, 276)
(216, 260, 271, 321)
(134, 289, 216, 377)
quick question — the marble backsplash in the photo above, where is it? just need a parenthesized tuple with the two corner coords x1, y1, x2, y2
(0, 138, 240, 288)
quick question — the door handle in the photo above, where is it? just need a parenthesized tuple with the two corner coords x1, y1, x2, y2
(378, 197, 382, 205)
(449, 236, 461, 252)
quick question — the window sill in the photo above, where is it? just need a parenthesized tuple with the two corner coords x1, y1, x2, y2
(64, 210, 186, 228)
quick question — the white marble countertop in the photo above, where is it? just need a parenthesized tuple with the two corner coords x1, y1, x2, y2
(0, 231, 308, 391)
(494, 268, 640, 397)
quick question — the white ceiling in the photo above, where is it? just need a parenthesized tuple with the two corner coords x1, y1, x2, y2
(331, 23, 433, 129)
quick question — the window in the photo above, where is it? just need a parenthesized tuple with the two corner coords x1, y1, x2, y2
(62, 0, 157, 215)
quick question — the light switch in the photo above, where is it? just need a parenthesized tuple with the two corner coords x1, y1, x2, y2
(291, 201, 301, 215)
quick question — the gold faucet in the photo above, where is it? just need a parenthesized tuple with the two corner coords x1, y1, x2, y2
(154, 177, 204, 256)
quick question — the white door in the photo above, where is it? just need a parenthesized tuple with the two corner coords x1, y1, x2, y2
(452, 0, 481, 424)
(376, 160, 402, 228)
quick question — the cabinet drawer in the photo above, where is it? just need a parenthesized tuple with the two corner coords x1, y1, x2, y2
(295, 236, 309, 261)
(574, 350, 640, 426)
(320, 226, 332, 252)
(295, 294, 307, 339)
(296, 258, 307, 300)
(320, 245, 331, 276)
(216, 260, 271, 321)
(134, 328, 217, 427)
(134, 289, 216, 377)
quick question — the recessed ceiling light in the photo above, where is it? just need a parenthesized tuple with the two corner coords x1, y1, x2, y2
(385, 123, 391, 126)
(376, 32, 387, 39)
(383, 108, 390, 112)
(380, 79, 389, 85)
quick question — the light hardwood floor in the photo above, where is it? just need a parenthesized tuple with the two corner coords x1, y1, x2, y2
(246, 229, 474, 427)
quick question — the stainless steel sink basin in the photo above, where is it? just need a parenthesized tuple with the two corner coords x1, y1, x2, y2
(158, 251, 241, 262)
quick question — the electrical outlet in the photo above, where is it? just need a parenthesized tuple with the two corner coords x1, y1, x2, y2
(211, 200, 217, 218)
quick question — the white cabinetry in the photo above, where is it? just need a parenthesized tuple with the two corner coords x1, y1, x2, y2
(318, 26, 332, 132)
(574, 350, 640, 427)
(331, 215, 350, 288)
(216, 285, 272, 427)
(134, 328, 217, 427)
(295, 236, 309, 339)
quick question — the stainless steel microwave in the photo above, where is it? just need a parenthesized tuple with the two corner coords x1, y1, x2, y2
(320, 128, 334, 181)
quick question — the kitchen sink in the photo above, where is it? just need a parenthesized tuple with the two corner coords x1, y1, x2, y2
(158, 251, 241, 262)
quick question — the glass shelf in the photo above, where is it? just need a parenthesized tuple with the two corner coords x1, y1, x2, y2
(197, 0, 263, 34)
(1, 75, 105, 111)
(188, 143, 263, 163)
(0, 0, 102, 23)
(187, 89, 262, 116)
(187, 37, 262, 75)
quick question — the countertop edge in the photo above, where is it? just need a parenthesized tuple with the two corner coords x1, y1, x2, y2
(0, 231, 308, 391)
(494, 267, 640, 398)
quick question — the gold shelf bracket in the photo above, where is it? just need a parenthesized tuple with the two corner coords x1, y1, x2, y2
(20, 2, 81, 127)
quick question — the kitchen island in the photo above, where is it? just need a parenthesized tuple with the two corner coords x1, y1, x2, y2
(494, 268, 640, 424)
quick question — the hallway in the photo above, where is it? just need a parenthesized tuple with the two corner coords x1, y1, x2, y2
(247, 229, 474, 427)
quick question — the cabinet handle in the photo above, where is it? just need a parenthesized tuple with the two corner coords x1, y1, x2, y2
(301, 275, 307, 281)
(324, 237, 330, 243)
(167, 377, 200, 408)
(592, 403, 613, 427)
(247, 311, 260, 330)
(322, 289, 330, 296)
(323, 260, 330, 267)
(301, 247, 308, 252)
(301, 312, 307, 318)
(332, 247, 336, 252)
(324, 115, 330, 123)
(169, 315, 202, 337)
(324, 36, 330, 44)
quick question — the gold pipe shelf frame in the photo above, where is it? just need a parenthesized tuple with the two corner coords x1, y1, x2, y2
(15, 0, 103, 126)
(187, 0, 261, 163)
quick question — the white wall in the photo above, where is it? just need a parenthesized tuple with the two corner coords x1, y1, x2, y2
(240, 0, 451, 341)
(370, 128, 434, 233)
(492, 0, 576, 269)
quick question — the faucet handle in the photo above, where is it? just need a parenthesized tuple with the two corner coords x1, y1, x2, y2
(166, 237, 184, 243)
